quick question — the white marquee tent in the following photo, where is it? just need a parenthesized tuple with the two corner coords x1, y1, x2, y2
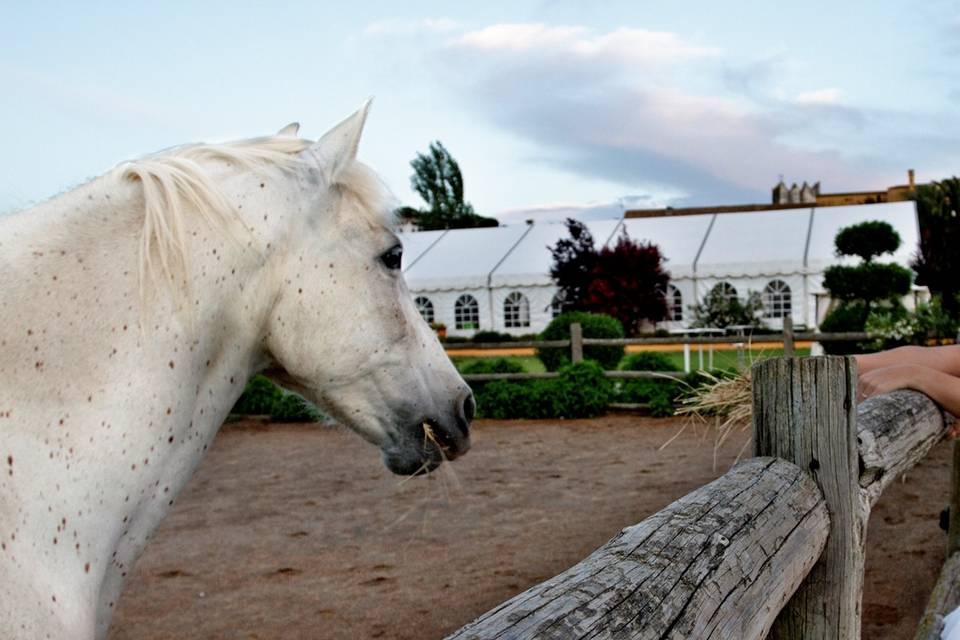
(400, 201, 921, 337)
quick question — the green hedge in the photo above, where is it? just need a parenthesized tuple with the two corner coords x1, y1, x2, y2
(619, 351, 677, 372)
(232, 375, 324, 422)
(460, 358, 525, 375)
(615, 351, 683, 417)
(471, 330, 515, 343)
(475, 361, 612, 419)
(537, 312, 625, 371)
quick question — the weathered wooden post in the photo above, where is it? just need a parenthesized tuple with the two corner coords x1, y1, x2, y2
(570, 322, 583, 363)
(949, 441, 960, 555)
(753, 355, 862, 639)
(783, 315, 795, 357)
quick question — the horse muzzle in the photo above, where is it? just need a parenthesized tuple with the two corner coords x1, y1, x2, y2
(381, 390, 474, 476)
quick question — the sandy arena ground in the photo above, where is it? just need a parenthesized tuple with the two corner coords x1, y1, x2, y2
(107, 415, 953, 640)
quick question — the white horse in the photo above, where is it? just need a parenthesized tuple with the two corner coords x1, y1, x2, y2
(0, 102, 474, 639)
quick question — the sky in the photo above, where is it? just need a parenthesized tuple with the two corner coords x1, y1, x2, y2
(1, 1, 958, 223)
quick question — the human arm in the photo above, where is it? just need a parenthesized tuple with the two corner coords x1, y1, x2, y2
(855, 345, 960, 377)
(858, 363, 960, 418)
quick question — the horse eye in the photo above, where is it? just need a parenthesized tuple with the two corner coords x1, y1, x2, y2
(380, 244, 402, 270)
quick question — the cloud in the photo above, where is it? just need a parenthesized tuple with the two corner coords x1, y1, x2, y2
(454, 23, 719, 67)
(363, 18, 460, 38)
(795, 88, 843, 105)
(434, 23, 954, 205)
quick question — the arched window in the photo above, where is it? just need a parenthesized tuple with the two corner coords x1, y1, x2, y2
(454, 294, 480, 330)
(414, 296, 434, 324)
(710, 282, 738, 303)
(666, 284, 683, 322)
(763, 280, 792, 318)
(504, 291, 530, 328)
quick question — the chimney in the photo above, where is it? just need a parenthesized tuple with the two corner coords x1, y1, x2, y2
(908, 169, 915, 190)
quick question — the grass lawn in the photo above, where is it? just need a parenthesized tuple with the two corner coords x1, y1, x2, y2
(655, 347, 811, 372)
(451, 348, 810, 373)
(450, 355, 547, 373)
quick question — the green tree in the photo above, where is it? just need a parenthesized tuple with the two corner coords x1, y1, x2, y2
(690, 284, 764, 329)
(913, 178, 960, 316)
(407, 141, 497, 230)
(548, 219, 598, 313)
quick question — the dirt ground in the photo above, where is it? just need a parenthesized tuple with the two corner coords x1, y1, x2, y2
(107, 415, 953, 640)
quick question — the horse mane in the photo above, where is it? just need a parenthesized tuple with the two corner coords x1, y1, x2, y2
(117, 135, 312, 310)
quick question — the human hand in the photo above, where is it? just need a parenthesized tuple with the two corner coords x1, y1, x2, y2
(857, 364, 927, 403)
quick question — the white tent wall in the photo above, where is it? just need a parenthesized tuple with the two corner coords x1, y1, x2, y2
(400, 201, 920, 337)
(692, 274, 809, 329)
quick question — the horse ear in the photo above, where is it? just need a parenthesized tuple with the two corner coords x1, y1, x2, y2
(307, 98, 373, 184)
(276, 122, 300, 137)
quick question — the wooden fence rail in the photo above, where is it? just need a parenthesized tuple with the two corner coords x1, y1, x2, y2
(458, 322, 877, 385)
(446, 356, 958, 639)
(444, 329, 873, 352)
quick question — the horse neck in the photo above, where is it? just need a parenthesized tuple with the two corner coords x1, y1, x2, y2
(0, 170, 288, 620)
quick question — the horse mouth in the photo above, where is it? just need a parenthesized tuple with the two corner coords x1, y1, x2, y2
(381, 420, 469, 476)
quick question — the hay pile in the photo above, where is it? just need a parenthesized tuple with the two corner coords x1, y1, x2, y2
(669, 368, 754, 468)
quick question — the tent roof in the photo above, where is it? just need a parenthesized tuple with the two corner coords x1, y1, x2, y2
(398, 201, 919, 292)
(695, 207, 812, 278)
(620, 214, 716, 279)
(402, 225, 529, 291)
(488, 220, 623, 288)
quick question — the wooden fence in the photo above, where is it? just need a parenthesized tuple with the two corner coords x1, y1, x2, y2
(444, 356, 960, 639)
(456, 319, 871, 387)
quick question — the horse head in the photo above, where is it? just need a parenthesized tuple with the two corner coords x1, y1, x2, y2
(259, 102, 473, 475)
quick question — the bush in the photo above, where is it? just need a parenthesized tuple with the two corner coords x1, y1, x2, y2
(460, 358, 525, 375)
(475, 380, 545, 419)
(548, 361, 613, 418)
(616, 378, 681, 416)
(615, 353, 682, 417)
(471, 330, 514, 343)
(819, 301, 876, 355)
(537, 312, 624, 371)
(232, 375, 324, 422)
(864, 305, 914, 350)
(271, 393, 325, 422)
(474, 361, 612, 419)
(913, 296, 959, 341)
(619, 351, 679, 372)
(232, 375, 283, 415)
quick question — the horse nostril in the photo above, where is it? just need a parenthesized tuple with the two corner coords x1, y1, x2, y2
(457, 390, 475, 434)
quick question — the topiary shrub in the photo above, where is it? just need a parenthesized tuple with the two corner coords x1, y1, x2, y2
(834, 220, 901, 262)
(822, 262, 912, 302)
(537, 311, 624, 372)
